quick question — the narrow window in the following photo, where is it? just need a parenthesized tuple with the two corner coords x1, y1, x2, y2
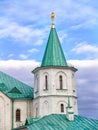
(45, 75, 48, 90)
(61, 104, 64, 113)
(59, 75, 63, 89)
(16, 109, 21, 121)
(36, 107, 38, 118)
(36, 76, 38, 91)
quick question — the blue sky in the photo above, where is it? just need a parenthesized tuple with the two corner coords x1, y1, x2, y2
(0, 0, 98, 119)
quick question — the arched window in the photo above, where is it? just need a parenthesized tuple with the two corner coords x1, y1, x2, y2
(45, 75, 48, 90)
(61, 104, 64, 113)
(36, 76, 38, 91)
(59, 75, 63, 89)
(43, 101, 49, 116)
(35, 74, 38, 92)
(36, 107, 38, 118)
(16, 109, 21, 121)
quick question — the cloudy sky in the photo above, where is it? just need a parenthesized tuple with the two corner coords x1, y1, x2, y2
(0, 0, 98, 119)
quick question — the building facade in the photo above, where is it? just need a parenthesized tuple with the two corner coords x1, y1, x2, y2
(0, 71, 33, 130)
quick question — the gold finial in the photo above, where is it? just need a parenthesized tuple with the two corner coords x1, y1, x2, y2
(50, 12, 56, 28)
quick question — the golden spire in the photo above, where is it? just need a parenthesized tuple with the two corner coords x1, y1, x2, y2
(50, 12, 56, 28)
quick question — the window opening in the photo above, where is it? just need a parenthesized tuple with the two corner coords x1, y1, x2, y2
(36, 107, 38, 118)
(16, 109, 21, 121)
(61, 104, 64, 112)
(59, 75, 63, 89)
(45, 75, 48, 90)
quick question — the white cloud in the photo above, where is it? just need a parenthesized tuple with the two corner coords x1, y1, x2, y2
(0, 60, 40, 85)
(54, 0, 98, 29)
(19, 48, 39, 59)
(68, 59, 98, 68)
(70, 18, 97, 29)
(34, 39, 44, 46)
(28, 48, 39, 53)
(72, 42, 98, 58)
(0, 18, 45, 45)
(19, 54, 28, 60)
(0, 0, 98, 34)
(8, 54, 14, 58)
(58, 31, 67, 43)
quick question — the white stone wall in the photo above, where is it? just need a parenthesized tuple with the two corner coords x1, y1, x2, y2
(0, 91, 33, 130)
(14, 100, 33, 128)
(0, 92, 12, 130)
(33, 66, 78, 117)
(34, 67, 77, 96)
(33, 96, 77, 117)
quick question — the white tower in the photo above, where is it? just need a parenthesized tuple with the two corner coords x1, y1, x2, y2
(32, 13, 78, 118)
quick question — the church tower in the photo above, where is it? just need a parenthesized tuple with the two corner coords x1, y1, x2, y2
(32, 13, 78, 118)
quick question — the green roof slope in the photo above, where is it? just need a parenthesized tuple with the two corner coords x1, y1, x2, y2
(25, 118, 40, 125)
(0, 71, 33, 99)
(26, 114, 98, 130)
(41, 27, 68, 67)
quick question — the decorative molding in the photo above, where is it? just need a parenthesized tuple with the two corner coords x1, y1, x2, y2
(56, 89, 68, 90)
(43, 89, 48, 91)
(34, 95, 77, 100)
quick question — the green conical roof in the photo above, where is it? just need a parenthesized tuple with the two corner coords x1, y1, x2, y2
(41, 27, 68, 67)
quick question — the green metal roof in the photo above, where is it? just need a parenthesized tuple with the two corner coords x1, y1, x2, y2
(24, 114, 98, 130)
(0, 71, 33, 99)
(25, 118, 40, 125)
(41, 27, 68, 67)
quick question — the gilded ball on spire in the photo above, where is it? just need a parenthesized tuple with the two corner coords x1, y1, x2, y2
(50, 12, 56, 28)
(51, 12, 56, 20)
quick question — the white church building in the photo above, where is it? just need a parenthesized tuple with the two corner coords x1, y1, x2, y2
(0, 13, 97, 130)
